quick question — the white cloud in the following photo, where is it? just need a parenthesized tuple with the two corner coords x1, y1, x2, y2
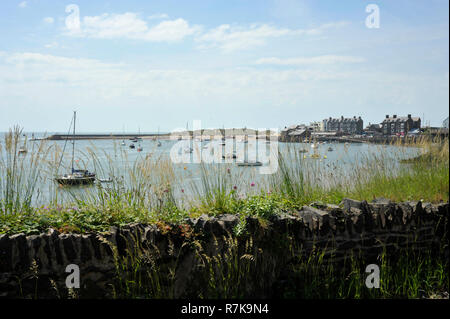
(44, 42, 59, 49)
(148, 13, 169, 20)
(5, 52, 119, 70)
(1, 51, 446, 130)
(0, 51, 356, 103)
(195, 21, 349, 52)
(256, 55, 366, 65)
(65, 12, 200, 42)
(18, 1, 27, 8)
(61, 10, 348, 48)
(43, 17, 55, 24)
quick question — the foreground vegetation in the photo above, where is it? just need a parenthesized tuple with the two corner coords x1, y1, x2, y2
(1, 127, 449, 299)
(1, 127, 448, 235)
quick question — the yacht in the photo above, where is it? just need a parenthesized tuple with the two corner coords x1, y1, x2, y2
(54, 111, 96, 186)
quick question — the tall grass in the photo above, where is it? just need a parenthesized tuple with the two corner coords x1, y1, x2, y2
(276, 245, 449, 299)
(0, 127, 53, 215)
(0, 127, 448, 235)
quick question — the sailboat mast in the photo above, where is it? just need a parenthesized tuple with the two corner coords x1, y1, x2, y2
(71, 111, 76, 173)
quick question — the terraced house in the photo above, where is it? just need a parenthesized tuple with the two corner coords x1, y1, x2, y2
(322, 116, 363, 135)
(381, 114, 421, 135)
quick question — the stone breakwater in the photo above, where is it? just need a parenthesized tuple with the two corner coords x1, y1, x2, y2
(0, 198, 448, 298)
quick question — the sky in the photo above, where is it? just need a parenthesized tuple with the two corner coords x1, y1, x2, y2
(0, 0, 448, 133)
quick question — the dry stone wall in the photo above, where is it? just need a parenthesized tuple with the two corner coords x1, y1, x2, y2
(0, 198, 448, 298)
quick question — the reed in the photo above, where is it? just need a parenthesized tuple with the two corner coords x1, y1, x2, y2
(0, 127, 53, 216)
(0, 128, 448, 235)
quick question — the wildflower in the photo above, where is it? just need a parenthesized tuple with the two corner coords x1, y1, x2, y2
(233, 185, 237, 190)
(250, 182, 255, 187)
(181, 189, 185, 193)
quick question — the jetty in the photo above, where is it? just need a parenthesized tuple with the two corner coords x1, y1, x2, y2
(45, 133, 171, 141)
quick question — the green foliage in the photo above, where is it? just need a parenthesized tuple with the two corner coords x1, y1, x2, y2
(276, 247, 449, 299)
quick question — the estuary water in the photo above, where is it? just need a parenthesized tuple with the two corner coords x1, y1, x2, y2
(0, 132, 421, 207)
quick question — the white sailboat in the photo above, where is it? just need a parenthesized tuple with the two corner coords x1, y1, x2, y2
(55, 111, 96, 185)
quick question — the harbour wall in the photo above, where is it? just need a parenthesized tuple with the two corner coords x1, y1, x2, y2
(0, 198, 448, 298)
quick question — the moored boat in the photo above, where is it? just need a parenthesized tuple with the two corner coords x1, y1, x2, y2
(55, 111, 96, 186)
(237, 161, 262, 167)
(55, 169, 96, 186)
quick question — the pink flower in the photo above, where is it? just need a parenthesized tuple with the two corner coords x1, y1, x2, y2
(181, 189, 185, 193)
(233, 185, 237, 190)
(250, 182, 255, 187)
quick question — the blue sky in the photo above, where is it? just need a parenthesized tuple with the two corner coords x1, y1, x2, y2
(0, 0, 448, 132)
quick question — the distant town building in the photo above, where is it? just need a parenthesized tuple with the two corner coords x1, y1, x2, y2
(280, 124, 312, 142)
(364, 123, 383, 136)
(443, 117, 449, 129)
(322, 116, 363, 135)
(309, 121, 324, 132)
(381, 114, 421, 136)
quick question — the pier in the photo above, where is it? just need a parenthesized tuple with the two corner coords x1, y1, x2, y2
(45, 133, 171, 140)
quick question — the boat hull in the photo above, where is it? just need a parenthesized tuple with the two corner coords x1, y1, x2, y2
(55, 176, 96, 186)
(237, 162, 262, 167)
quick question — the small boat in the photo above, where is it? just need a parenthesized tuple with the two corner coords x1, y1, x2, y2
(55, 169, 96, 186)
(237, 161, 262, 167)
(299, 148, 308, 153)
(55, 111, 96, 186)
(121, 140, 126, 146)
(157, 127, 162, 147)
(137, 144, 143, 152)
(129, 143, 135, 149)
(222, 153, 237, 159)
(328, 147, 334, 152)
(18, 146, 27, 154)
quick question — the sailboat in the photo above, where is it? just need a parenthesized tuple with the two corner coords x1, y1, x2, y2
(18, 146, 27, 154)
(55, 111, 96, 186)
(18, 138, 27, 154)
(184, 122, 192, 153)
(157, 126, 162, 147)
(309, 135, 321, 158)
(121, 125, 126, 146)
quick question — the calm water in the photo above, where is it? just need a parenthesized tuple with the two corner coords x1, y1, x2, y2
(0, 132, 420, 206)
